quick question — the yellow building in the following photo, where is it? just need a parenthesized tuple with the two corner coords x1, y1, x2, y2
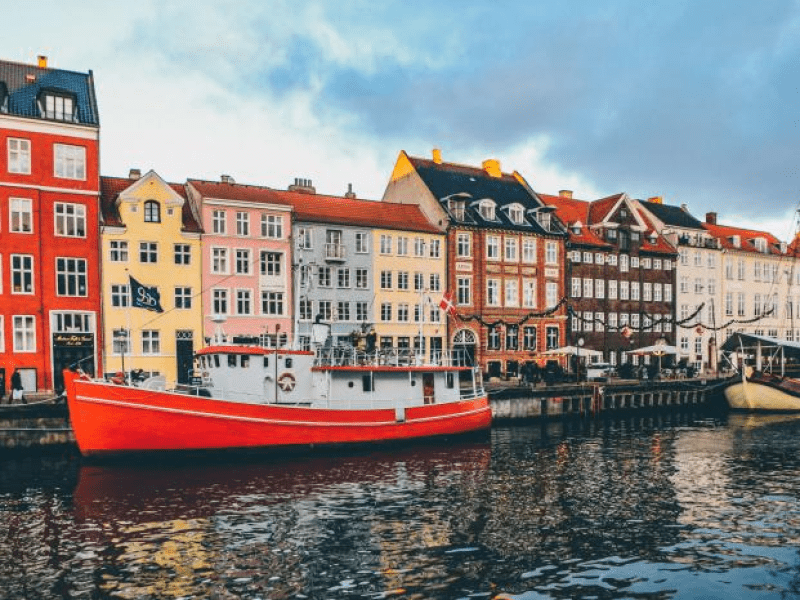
(99, 170, 204, 383)
(373, 227, 448, 360)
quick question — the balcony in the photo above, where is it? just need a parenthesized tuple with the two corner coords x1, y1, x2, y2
(325, 243, 347, 262)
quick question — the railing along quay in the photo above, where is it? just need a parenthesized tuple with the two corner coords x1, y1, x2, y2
(488, 377, 731, 420)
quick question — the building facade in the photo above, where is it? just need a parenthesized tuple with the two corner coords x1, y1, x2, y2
(0, 57, 100, 394)
(100, 170, 203, 383)
(383, 150, 569, 379)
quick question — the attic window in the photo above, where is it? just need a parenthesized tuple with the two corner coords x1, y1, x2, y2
(507, 204, 524, 224)
(730, 235, 741, 248)
(478, 200, 496, 221)
(754, 237, 767, 253)
(572, 224, 581, 235)
(38, 90, 78, 123)
(144, 200, 161, 223)
(451, 200, 465, 221)
(649, 233, 657, 244)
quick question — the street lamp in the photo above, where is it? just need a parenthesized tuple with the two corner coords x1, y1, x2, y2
(577, 336, 585, 382)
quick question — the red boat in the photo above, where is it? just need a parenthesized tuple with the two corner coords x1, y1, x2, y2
(63, 344, 491, 457)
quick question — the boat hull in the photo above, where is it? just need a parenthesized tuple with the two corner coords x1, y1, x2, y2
(63, 371, 492, 456)
(724, 373, 800, 411)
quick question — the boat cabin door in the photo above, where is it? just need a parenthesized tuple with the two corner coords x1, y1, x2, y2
(423, 372, 435, 405)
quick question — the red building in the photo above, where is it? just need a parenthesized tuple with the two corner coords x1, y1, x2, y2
(0, 57, 101, 395)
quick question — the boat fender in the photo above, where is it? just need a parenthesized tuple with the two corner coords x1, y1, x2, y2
(277, 372, 296, 392)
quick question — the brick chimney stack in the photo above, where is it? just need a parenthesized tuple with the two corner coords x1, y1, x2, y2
(706, 211, 717, 225)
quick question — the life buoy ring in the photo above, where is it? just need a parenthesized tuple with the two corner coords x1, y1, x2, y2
(277, 372, 296, 392)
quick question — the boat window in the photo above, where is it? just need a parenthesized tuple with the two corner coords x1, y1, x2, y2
(228, 354, 237, 367)
(241, 355, 250, 368)
(362, 374, 373, 392)
(263, 356, 269, 368)
(348, 381, 354, 388)
(410, 379, 416, 386)
(446, 373, 455, 388)
(285, 358, 293, 368)
(214, 355, 220, 368)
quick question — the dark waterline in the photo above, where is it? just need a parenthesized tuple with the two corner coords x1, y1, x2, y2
(2, 411, 800, 599)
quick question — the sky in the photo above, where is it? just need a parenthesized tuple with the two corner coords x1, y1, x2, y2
(3, 1, 800, 239)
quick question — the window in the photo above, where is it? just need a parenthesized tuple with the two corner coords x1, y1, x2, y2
(522, 238, 536, 263)
(545, 241, 558, 265)
(509, 204, 524, 224)
(479, 200, 496, 220)
(337, 301, 350, 321)
(643, 282, 652, 301)
(546, 282, 558, 308)
(583, 252, 594, 264)
(56, 257, 87, 296)
(398, 304, 409, 322)
(142, 330, 160, 354)
(631, 256, 640, 269)
(546, 326, 559, 350)
(486, 235, 500, 260)
(608, 280, 618, 299)
(232, 212, 248, 236)
(234, 249, 250, 275)
(55, 203, 86, 237)
(380, 234, 392, 254)
(175, 287, 192, 309)
(654, 284, 663, 302)
(317, 266, 331, 287)
(355, 268, 369, 289)
(13, 315, 35, 352)
(738, 259, 746, 280)
(112, 328, 130, 354)
(212, 289, 228, 314)
(11, 254, 33, 293)
(380, 270, 393, 289)
(583, 278, 594, 299)
(297, 227, 312, 249)
(338, 268, 350, 288)
(595, 279, 605, 299)
(523, 279, 537, 308)
(236, 290, 252, 315)
(381, 303, 392, 321)
(487, 325, 501, 350)
(664, 284, 672, 302)
(414, 237, 425, 257)
(356, 302, 368, 321)
(523, 326, 537, 350)
(356, 232, 369, 253)
(211, 247, 228, 273)
(505, 280, 518, 306)
(110, 240, 128, 262)
(414, 272, 424, 291)
(620, 254, 629, 272)
(429, 273, 441, 292)
(144, 200, 161, 223)
(261, 214, 283, 238)
(10, 198, 32, 233)
(42, 93, 76, 121)
(262, 291, 284, 315)
(8, 138, 30, 174)
(505, 237, 518, 262)
(457, 233, 471, 258)
(737, 293, 746, 317)
(174, 244, 191, 265)
(111, 284, 130, 307)
(506, 325, 519, 350)
(397, 271, 409, 290)
(397, 236, 409, 256)
(213, 210, 226, 234)
(487, 279, 500, 306)
(457, 276, 471, 305)
(54, 144, 86, 179)
(631, 282, 640, 301)
(260, 251, 282, 276)
(620, 281, 629, 300)
(429, 239, 441, 258)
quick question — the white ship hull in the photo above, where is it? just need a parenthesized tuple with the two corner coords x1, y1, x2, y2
(724, 374, 800, 412)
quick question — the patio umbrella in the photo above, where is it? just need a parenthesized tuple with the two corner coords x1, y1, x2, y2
(626, 344, 678, 356)
(541, 345, 603, 358)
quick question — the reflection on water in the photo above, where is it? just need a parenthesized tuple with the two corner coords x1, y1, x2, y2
(2, 413, 800, 599)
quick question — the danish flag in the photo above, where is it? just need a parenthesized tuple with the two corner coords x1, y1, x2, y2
(439, 291, 457, 317)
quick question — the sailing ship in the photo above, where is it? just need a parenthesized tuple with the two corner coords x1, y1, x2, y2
(722, 332, 800, 411)
(62, 322, 491, 457)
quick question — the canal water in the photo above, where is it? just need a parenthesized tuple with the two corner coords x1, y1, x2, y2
(2, 411, 800, 599)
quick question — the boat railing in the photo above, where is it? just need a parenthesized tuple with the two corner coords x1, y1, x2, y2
(314, 346, 474, 368)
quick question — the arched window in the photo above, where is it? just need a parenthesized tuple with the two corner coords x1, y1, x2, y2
(144, 200, 161, 223)
(454, 329, 476, 345)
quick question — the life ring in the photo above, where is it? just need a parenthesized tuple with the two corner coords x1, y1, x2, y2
(277, 372, 296, 392)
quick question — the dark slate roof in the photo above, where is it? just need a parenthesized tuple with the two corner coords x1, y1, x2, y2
(407, 155, 564, 236)
(639, 200, 705, 230)
(0, 59, 99, 126)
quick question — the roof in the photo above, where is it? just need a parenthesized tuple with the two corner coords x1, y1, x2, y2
(406, 155, 563, 236)
(703, 220, 784, 256)
(189, 179, 441, 234)
(539, 193, 610, 248)
(100, 176, 203, 233)
(638, 200, 705, 230)
(0, 58, 99, 126)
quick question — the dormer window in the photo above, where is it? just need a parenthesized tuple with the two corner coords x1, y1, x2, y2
(649, 233, 657, 244)
(478, 200, 496, 221)
(730, 235, 741, 248)
(754, 237, 767, 253)
(538, 211, 552, 231)
(38, 90, 78, 122)
(144, 200, 161, 223)
(572, 224, 582, 235)
(507, 203, 524, 224)
(451, 200, 465, 221)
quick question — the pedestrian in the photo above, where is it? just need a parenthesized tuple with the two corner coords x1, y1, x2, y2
(11, 368, 25, 404)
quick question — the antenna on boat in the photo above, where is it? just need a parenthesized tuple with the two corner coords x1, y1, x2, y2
(210, 314, 228, 345)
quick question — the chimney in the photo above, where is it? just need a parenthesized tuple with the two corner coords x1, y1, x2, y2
(345, 183, 356, 199)
(559, 190, 573, 199)
(680, 203, 688, 212)
(288, 177, 316, 194)
(37, 55, 48, 68)
(432, 148, 442, 164)
(128, 168, 141, 180)
(648, 196, 663, 204)
(220, 174, 235, 184)
(706, 211, 717, 225)
(482, 158, 502, 178)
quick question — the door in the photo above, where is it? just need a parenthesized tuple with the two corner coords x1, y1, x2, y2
(176, 335, 194, 384)
(423, 372, 435, 405)
(52, 342, 95, 392)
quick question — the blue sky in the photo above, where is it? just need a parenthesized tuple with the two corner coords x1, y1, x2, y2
(4, 1, 800, 238)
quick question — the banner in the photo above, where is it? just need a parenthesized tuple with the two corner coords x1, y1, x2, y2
(130, 276, 164, 313)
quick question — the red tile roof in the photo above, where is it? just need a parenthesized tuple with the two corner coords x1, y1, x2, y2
(539, 193, 610, 248)
(189, 179, 441, 234)
(703, 221, 784, 256)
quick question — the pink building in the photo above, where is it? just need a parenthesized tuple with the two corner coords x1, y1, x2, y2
(187, 178, 293, 346)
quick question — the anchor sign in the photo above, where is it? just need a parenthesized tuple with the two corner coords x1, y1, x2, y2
(277, 372, 296, 392)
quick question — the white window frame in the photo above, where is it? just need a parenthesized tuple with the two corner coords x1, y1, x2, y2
(8, 138, 31, 174)
(54, 144, 86, 180)
(55, 257, 88, 296)
(10, 197, 33, 233)
(54, 202, 87, 238)
(141, 330, 161, 355)
(12, 315, 36, 352)
(11, 254, 34, 294)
